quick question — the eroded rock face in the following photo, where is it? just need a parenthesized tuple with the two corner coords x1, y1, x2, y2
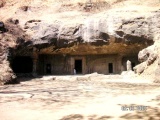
(0, 20, 29, 85)
(154, 56, 160, 83)
(17, 11, 160, 56)
(0, 38, 17, 85)
(0, 22, 7, 33)
(24, 14, 156, 47)
(19, 10, 160, 56)
(0, 22, 14, 85)
(0, 3, 160, 84)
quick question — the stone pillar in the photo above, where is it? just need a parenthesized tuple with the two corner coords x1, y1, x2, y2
(116, 55, 123, 74)
(70, 57, 74, 75)
(32, 48, 38, 76)
(126, 60, 132, 71)
(82, 57, 86, 74)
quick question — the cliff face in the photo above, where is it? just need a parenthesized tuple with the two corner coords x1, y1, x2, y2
(0, 0, 160, 84)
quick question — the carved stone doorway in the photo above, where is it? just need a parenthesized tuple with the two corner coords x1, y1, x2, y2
(74, 59, 82, 74)
(46, 64, 51, 74)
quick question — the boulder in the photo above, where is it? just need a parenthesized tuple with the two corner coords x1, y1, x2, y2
(138, 45, 155, 62)
(154, 57, 160, 83)
(147, 52, 157, 66)
(134, 62, 147, 75)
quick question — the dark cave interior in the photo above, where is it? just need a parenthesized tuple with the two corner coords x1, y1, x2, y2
(11, 56, 33, 73)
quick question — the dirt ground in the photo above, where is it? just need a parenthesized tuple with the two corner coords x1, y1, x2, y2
(0, 75, 160, 120)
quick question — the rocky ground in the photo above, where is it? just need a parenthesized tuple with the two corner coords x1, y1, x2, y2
(0, 75, 160, 120)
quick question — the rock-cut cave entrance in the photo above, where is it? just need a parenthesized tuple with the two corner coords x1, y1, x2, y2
(108, 63, 113, 74)
(11, 56, 33, 73)
(75, 59, 82, 74)
(46, 64, 51, 74)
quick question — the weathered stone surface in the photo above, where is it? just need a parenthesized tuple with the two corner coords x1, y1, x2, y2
(77, 76, 91, 81)
(0, 21, 7, 33)
(138, 47, 153, 63)
(0, 20, 30, 85)
(0, 76, 159, 119)
(134, 62, 147, 75)
(23, 12, 159, 47)
(0, 0, 5, 8)
(154, 56, 160, 83)
(126, 60, 132, 71)
(138, 45, 157, 65)
(0, 1, 160, 84)
(12, 10, 159, 57)
(147, 52, 157, 66)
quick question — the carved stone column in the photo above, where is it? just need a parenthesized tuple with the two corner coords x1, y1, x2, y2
(32, 48, 38, 76)
(70, 57, 74, 75)
(127, 60, 132, 71)
(116, 55, 123, 74)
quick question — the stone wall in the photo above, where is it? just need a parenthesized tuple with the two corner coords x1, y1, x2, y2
(38, 54, 70, 75)
(37, 54, 138, 75)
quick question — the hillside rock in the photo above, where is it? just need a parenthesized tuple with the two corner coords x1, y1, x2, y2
(16, 10, 160, 56)
(0, 1, 160, 84)
(0, 20, 29, 85)
(0, 41, 17, 85)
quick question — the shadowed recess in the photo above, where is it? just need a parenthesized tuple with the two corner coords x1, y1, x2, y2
(11, 56, 33, 73)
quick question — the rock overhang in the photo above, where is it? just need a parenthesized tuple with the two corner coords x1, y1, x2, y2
(0, 3, 160, 84)
(14, 10, 157, 55)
